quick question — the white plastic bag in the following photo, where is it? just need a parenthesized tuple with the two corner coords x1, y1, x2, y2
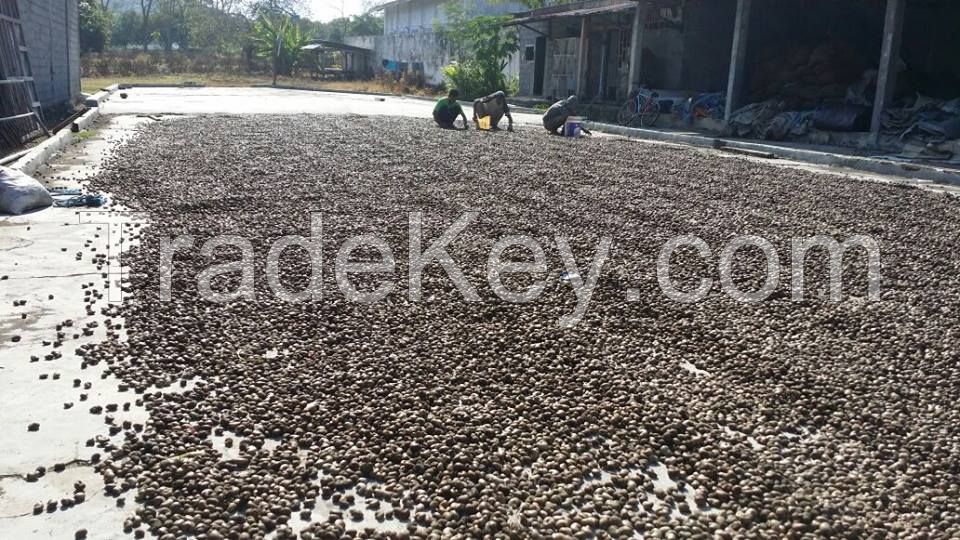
(0, 166, 52, 215)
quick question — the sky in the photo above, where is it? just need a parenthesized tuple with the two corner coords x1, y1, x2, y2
(307, 0, 373, 22)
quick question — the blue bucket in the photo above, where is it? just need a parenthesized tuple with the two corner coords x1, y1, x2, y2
(563, 116, 584, 137)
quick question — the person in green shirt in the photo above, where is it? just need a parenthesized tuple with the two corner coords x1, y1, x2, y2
(433, 89, 469, 129)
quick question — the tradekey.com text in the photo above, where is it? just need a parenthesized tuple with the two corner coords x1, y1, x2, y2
(158, 212, 881, 328)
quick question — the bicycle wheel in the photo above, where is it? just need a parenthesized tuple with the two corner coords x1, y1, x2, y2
(639, 100, 661, 127)
(617, 100, 637, 126)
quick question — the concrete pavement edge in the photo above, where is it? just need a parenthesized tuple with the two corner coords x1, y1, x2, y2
(587, 121, 960, 188)
(11, 86, 118, 177)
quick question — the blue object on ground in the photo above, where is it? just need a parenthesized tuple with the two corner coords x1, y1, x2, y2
(49, 187, 83, 196)
(53, 193, 108, 208)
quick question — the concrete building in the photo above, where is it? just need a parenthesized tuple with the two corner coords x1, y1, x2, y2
(511, 0, 960, 143)
(19, 0, 81, 110)
(0, 0, 80, 149)
(358, 0, 525, 86)
(510, 0, 736, 103)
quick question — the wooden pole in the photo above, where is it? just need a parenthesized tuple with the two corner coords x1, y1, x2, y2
(273, 35, 280, 87)
(628, 1, 647, 93)
(870, 0, 906, 140)
(576, 16, 590, 97)
(724, 0, 752, 122)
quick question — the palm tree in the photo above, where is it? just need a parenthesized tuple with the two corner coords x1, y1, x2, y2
(251, 14, 308, 85)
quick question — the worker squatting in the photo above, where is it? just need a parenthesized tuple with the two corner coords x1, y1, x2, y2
(433, 90, 588, 135)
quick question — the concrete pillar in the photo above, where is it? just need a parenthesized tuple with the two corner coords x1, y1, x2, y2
(627, 1, 647, 92)
(724, 0, 752, 122)
(870, 0, 906, 138)
(576, 16, 590, 97)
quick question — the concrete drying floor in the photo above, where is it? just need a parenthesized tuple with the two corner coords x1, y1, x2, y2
(99, 86, 960, 197)
(0, 116, 149, 538)
(100, 87, 545, 124)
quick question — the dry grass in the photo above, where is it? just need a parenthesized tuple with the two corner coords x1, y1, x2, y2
(81, 74, 441, 98)
(81, 73, 263, 93)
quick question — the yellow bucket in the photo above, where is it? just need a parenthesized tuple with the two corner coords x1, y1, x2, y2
(478, 116, 492, 130)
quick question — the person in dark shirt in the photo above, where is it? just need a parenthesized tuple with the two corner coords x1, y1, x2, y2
(543, 95, 580, 135)
(433, 89, 469, 129)
(473, 90, 513, 131)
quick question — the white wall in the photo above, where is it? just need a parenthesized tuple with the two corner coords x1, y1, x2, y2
(384, 0, 524, 35)
(384, 0, 442, 34)
(378, 0, 525, 86)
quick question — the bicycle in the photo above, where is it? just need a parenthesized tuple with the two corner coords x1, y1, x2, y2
(617, 88, 661, 128)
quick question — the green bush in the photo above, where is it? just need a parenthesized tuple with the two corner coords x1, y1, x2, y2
(506, 76, 519, 97)
(441, 62, 488, 102)
(441, 56, 516, 101)
(436, 5, 518, 101)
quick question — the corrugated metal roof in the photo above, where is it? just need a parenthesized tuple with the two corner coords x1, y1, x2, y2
(506, 1, 637, 25)
(369, 0, 410, 12)
(301, 40, 373, 53)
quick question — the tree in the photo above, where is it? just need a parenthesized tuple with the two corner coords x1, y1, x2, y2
(251, 13, 308, 81)
(346, 13, 382, 37)
(492, 0, 575, 9)
(190, 4, 251, 53)
(436, 1, 518, 99)
(154, 0, 193, 51)
(321, 16, 347, 42)
(140, 0, 156, 50)
(80, 0, 113, 53)
(112, 10, 143, 47)
(245, 0, 305, 17)
(205, 0, 243, 12)
(301, 13, 382, 43)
